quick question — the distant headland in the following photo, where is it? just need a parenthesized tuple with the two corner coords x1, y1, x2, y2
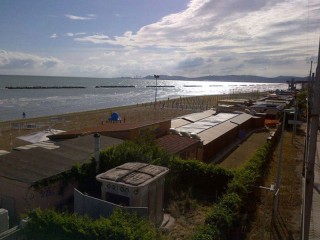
(0, 74, 308, 83)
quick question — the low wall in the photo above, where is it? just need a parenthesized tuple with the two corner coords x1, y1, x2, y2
(74, 189, 148, 220)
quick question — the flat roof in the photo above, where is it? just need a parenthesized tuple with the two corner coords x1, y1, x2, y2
(49, 120, 169, 139)
(96, 162, 169, 187)
(230, 113, 252, 125)
(176, 109, 215, 122)
(176, 113, 238, 134)
(171, 113, 254, 144)
(198, 121, 238, 145)
(251, 103, 284, 110)
(170, 118, 192, 128)
(0, 135, 123, 184)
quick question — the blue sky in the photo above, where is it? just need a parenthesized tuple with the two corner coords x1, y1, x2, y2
(0, 0, 319, 78)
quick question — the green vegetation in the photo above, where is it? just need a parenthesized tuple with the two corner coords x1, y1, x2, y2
(296, 89, 307, 115)
(23, 208, 161, 240)
(25, 131, 274, 239)
(192, 142, 273, 239)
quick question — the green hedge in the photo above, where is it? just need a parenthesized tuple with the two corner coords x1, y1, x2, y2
(98, 139, 233, 202)
(32, 135, 233, 203)
(165, 157, 233, 202)
(28, 136, 235, 239)
(23, 208, 162, 240)
(193, 142, 272, 239)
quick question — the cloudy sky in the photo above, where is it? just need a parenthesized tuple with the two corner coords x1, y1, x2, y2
(0, 0, 319, 78)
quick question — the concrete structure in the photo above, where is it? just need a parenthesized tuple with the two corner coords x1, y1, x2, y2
(0, 135, 123, 225)
(74, 188, 148, 221)
(96, 162, 169, 225)
(0, 209, 9, 233)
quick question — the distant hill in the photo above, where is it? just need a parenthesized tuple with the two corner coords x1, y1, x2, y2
(143, 75, 308, 83)
(0, 74, 308, 83)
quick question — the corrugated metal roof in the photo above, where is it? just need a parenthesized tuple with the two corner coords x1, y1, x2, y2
(198, 121, 238, 145)
(0, 135, 123, 184)
(96, 162, 169, 187)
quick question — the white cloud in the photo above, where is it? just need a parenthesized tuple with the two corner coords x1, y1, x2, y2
(74, 34, 110, 44)
(3, 0, 319, 78)
(66, 32, 86, 37)
(50, 33, 58, 39)
(0, 49, 66, 75)
(65, 14, 96, 20)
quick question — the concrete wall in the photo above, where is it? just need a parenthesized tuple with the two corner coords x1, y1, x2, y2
(0, 177, 76, 225)
(74, 189, 148, 220)
(0, 226, 22, 240)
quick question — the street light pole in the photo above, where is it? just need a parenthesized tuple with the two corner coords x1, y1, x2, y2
(154, 75, 159, 107)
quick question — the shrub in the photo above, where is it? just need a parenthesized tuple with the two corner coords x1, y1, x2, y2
(23, 208, 161, 240)
(192, 141, 272, 239)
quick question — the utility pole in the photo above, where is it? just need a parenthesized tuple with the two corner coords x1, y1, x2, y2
(302, 39, 320, 239)
(154, 75, 159, 107)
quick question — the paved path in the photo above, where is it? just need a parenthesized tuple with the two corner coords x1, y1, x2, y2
(308, 133, 320, 239)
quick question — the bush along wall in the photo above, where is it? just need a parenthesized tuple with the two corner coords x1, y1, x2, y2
(165, 156, 233, 202)
(23, 208, 162, 240)
(192, 141, 273, 240)
(99, 139, 234, 203)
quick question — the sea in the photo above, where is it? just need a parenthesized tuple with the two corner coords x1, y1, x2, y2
(0, 75, 288, 122)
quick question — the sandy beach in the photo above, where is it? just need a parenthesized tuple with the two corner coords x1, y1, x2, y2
(0, 92, 265, 151)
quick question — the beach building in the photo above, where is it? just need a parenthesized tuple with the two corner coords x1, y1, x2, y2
(0, 135, 123, 225)
(249, 103, 284, 120)
(46, 109, 264, 163)
(156, 134, 201, 160)
(169, 112, 264, 162)
(216, 99, 253, 114)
